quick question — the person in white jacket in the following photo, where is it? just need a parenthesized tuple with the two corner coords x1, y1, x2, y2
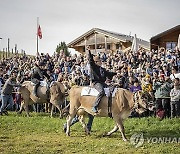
(170, 78, 180, 118)
(170, 66, 180, 81)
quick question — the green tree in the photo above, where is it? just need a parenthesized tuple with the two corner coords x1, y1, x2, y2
(56, 41, 70, 56)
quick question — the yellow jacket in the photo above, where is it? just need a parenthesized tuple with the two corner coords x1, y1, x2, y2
(142, 82, 153, 93)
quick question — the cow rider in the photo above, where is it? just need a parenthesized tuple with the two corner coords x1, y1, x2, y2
(31, 61, 50, 98)
(87, 50, 117, 113)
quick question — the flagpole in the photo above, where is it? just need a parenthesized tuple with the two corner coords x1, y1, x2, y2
(37, 17, 39, 56)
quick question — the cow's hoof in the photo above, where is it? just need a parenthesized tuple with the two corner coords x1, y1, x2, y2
(63, 127, 67, 133)
(123, 138, 127, 142)
(66, 131, 70, 136)
(50, 115, 54, 118)
(85, 131, 90, 135)
(3, 111, 8, 115)
(17, 111, 21, 115)
(102, 133, 109, 137)
(66, 133, 70, 136)
(105, 132, 111, 137)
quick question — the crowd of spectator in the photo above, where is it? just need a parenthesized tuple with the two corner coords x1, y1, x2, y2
(0, 47, 180, 118)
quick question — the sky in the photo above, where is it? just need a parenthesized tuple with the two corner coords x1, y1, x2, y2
(0, 0, 179, 56)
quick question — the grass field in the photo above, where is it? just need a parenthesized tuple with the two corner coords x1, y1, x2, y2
(0, 112, 180, 154)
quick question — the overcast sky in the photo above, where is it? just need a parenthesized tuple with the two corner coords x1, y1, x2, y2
(0, 0, 179, 55)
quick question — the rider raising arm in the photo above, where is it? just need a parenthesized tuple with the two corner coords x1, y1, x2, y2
(87, 50, 117, 113)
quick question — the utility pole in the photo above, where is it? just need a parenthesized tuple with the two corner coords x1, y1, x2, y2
(6, 48, 8, 58)
(0, 38, 2, 60)
(8, 38, 10, 57)
(15, 44, 17, 54)
(3, 48, 5, 59)
(37, 17, 39, 56)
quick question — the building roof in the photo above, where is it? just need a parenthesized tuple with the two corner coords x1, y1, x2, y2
(151, 25, 180, 41)
(68, 28, 149, 49)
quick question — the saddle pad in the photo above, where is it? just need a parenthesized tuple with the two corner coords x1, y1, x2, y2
(31, 81, 47, 87)
(81, 87, 117, 97)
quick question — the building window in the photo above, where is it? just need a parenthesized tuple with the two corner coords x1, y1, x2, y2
(166, 42, 176, 50)
(98, 45, 102, 49)
(83, 46, 85, 52)
(107, 44, 111, 49)
(116, 44, 120, 49)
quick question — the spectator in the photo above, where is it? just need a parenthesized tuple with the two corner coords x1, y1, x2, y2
(170, 78, 180, 118)
(0, 72, 21, 115)
(112, 72, 126, 88)
(170, 66, 180, 81)
(0, 71, 5, 101)
(129, 79, 142, 93)
(153, 74, 172, 118)
(142, 74, 153, 97)
(162, 64, 170, 77)
(127, 71, 138, 90)
(80, 74, 90, 86)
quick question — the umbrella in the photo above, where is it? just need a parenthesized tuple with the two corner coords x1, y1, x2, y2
(131, 34, 138, 53)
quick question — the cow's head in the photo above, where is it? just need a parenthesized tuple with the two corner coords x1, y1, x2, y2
(62, 81, 71, 96)
(133, 91, 155, 114)
(50, 81, 68, 103)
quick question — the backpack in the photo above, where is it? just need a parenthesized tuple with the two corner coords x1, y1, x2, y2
(156, 109, 165, 120)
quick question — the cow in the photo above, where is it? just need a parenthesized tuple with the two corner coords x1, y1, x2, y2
(18, 81, 67, 118)
(66, 87, 153, 141)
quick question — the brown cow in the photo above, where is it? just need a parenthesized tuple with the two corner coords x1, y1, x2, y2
(66, 87, 151, 141)
(18, 81, 66, 118)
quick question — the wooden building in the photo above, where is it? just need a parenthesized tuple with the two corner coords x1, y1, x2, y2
(68, 28, 149, 55)
(150, 25, 180, 51)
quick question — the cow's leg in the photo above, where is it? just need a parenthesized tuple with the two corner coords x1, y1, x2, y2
(24, 103, 30, 117)
(50, 105, 55, 118)
(114, 117, 127, 141)
(48, 103, 52, 113)
(66, 115, 73, 136)
(21, 99, 31, 117)
(66, 111, 77, 136)
(18, 101, 30, 117)
(79, 115, 90, 135)
(45, 103, 48, 113)
(18, 100, 25, 114)
(52, 103, 62, 119)
(105, 125, 119, 136)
